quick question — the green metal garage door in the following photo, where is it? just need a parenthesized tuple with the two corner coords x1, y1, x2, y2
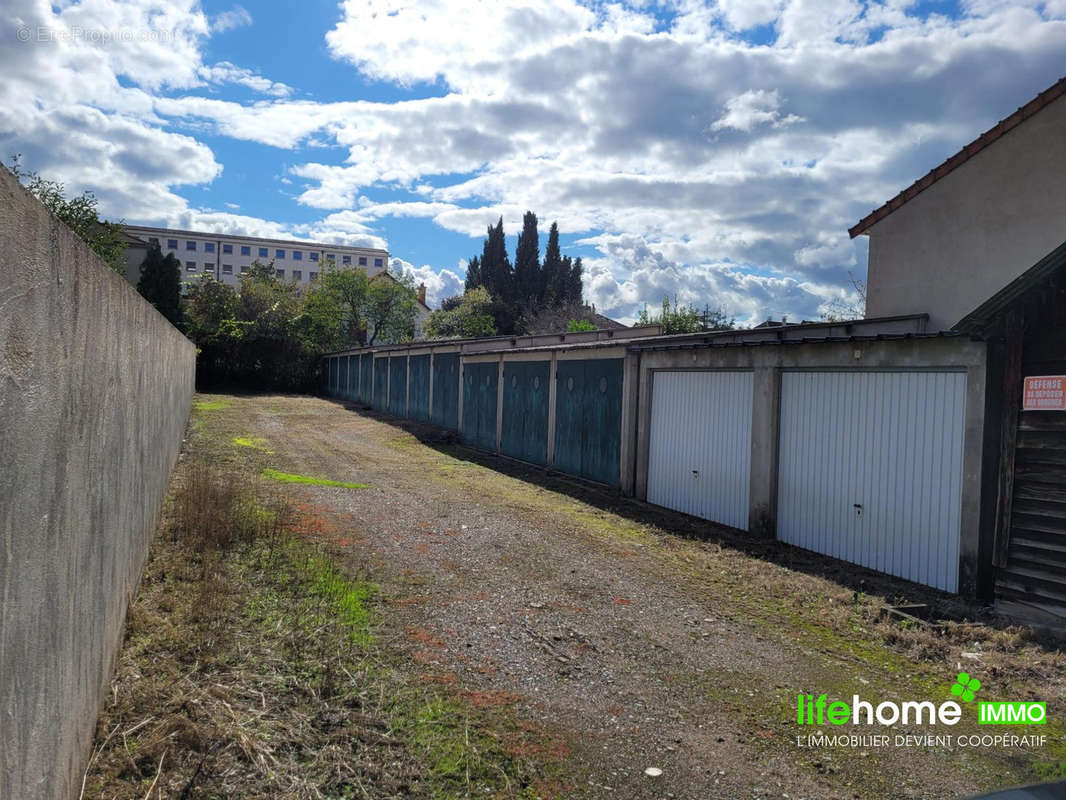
(431, 353, 460, 430)
(462, 362, 499, 452)
(500, 361, 550, 465)
(554, 359, 623, 485)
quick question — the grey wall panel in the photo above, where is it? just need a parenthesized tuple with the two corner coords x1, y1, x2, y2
(0, 167, 196, 800)
(647, 371, 753, 530)
(777, 371, 967, 592)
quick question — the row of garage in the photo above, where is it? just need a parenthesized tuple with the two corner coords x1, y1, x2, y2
(325, 344, 627, 487)
(324, 318, 988, 596)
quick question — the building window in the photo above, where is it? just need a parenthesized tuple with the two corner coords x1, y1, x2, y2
(204, 262, 213, 270)
(148, 237, 159, 245)
(309, 252, 319, 262)
(241, 245, 251, 256)
(374, 257, 383, 267)
(186, 261, 196, 271)
(222, 243, 233, 254)
(309, 271, 318, 281)
(240, 265, 249, 273)
(276, 249, 285, 259)
(186, 241, 197, 251)
(292, 250, 302, 260)
(358, 256, 367, 266)
(167, 239, 178, 249)
(276, 268, 285, 278)
(326, 253, 335, 262)
(292, 269, 302, 280)
(222, 264, 233, 274)
(258, 247, 268, 258)
(204, 242, 215, 253)
(342, 255, 351, 265)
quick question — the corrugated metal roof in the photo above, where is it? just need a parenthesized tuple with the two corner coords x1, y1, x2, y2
(631, 330, 970, 353)
(323, 315, 945, 358)
(849, 77, 1066, 238)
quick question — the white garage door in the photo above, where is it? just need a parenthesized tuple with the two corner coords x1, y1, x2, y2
(648, 371, 753, 530)
(777, 371, 967, 592)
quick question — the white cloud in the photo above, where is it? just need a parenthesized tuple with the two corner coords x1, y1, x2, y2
(211, 6, 252, 33)
(710, 89, 804, 132)
(388, 257, 465, 308)
(3, 0, 1066, 325)
(199, 62, 293, 97)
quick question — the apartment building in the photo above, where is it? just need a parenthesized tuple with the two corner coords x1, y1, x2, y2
(123, 224, 433, 340)
(122, 225, 390, 288)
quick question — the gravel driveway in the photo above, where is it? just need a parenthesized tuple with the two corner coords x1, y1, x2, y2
(211, 393, 1063, 800)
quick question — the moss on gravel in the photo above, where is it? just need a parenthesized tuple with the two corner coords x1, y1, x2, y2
(262, 468, 369, 489)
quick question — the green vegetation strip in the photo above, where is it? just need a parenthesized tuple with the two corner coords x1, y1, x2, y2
(262, 468, 368, 489)
(193, 399, 230, 411)
(233, 436, 272, 452)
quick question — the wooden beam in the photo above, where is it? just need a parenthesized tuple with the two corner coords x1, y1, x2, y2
(993, 308, 1024, 568)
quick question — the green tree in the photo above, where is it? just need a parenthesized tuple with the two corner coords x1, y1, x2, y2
(364, 273, 418, 345)
(541, 222, 565, 304)
(315, 264, 370, 346)
(565, 256, 584, 305)
(463, 255, 482, 293)
(135, 242, 183, 329)
(184, 275, 238, 342)
(462, 213, 584, 335)
(513, 210, 540, 308)
(480, 217, 514, 308)
(8, 156, 126, 274)
(637, 295, 734, 334)
(424, 286, 498, 339)
(566, 318, 596, 332)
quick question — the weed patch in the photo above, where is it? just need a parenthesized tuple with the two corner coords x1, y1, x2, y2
(263, 467, 369, 489)
(233, 435, 272, 452)
(192, 398, 230, 411)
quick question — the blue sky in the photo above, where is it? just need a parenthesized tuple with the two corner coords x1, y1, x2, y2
(2, 0, 1065, 323)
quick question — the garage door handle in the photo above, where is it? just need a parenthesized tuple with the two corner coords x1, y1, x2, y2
(854, 503, 863, 515)
(692, 470, 699, 478)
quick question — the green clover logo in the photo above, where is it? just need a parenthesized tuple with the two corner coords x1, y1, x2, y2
(951, 672, 981, 703)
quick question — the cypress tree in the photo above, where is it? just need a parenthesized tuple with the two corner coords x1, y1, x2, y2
(137, 241, 183, 329)
(464, 255, 481, 292)
(541, 221, 563, 304)
(480, 217, 513, 305)
(513, 210, 540, 307)
(566, 256, 584, 305)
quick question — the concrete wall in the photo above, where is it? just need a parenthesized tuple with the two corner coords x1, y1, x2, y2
(0, 167, 196, 800)
(633, 336, 988, 595)
(865, 93, 1066, 331)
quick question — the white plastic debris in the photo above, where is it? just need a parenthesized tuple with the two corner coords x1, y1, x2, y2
(644, 767, 663, 777)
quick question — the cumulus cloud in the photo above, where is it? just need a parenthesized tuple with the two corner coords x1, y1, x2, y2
(710, 89, 804, 133)
(389, 257, 466, 309)
(3, 0, 1066, 325)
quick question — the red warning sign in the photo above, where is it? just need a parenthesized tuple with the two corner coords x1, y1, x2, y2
(1023, 376, 1066, 411)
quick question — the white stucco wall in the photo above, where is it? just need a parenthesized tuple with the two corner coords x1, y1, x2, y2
(864, 92, 1066, 331)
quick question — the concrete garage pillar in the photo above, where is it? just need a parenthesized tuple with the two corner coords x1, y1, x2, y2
(620, 350, 641, 496)
(546, 352, 559, 465)
(748, 366, 780, 537)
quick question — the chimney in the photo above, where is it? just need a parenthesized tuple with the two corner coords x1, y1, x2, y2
(418, 283, 426, 305)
